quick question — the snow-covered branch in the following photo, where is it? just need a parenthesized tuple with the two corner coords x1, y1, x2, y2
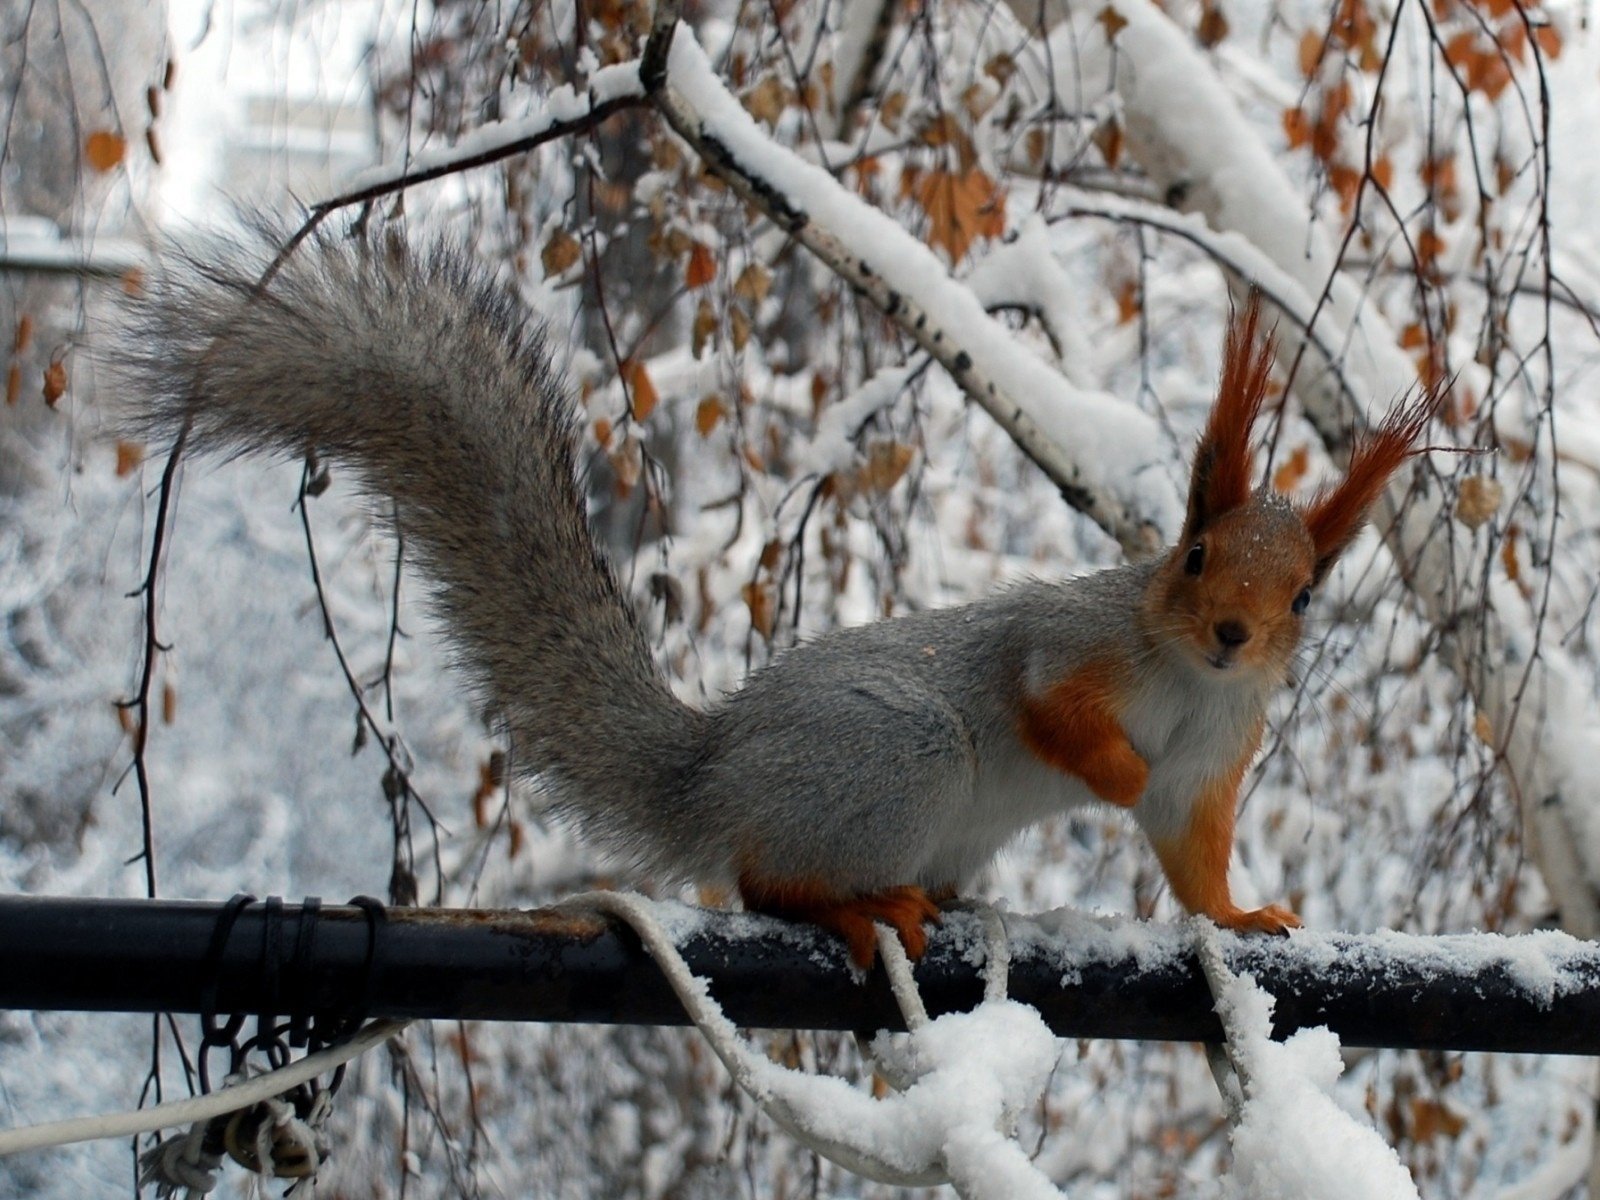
(654, 24, 1176, 557)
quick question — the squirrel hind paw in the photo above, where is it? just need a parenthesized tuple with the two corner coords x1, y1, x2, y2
(1213, 903, 1302, 936)
(740, 877, 942, 968)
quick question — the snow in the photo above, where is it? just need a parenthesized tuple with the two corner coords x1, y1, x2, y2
(1216, 970, 1421, 1200)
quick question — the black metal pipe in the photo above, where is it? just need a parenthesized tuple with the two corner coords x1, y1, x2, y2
(0, 894, 1596, 1055)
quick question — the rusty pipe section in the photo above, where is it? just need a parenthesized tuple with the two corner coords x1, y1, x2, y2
(1, 894, 1598, 1054)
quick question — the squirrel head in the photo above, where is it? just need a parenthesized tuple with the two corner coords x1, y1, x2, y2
(1142, 297, 1443, 681)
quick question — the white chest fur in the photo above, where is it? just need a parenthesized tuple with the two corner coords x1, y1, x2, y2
(1120, 661, 1268, 843)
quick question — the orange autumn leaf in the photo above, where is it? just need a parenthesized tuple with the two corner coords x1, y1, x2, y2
(1298, 30, 1325, 77)
(1443, 30, 1476, 69)
(541, 229, 582, 277)
(859, 442, 915, 494)
(685, 242, 716, 289)
(1468, 49, 1512, 98)
(1322, 78, 1353, 124)
(1421, 155, 1458, 197)
(742, 580, 778, 639)
(115, 440, 144, 477)
(14, 314, 33, 354)
(1197, 3, 1229, 47)
(1495, 156, 1516, 194)
(1092, 117, 1125, 169)
(1371, 155, 1394, 191)
(627, 360, 660, 421)
(1399, 322, 1427, 350)
(1283, 107, 1312, 149)
(42, 358, 67, 407)
(1535, 23, 1563, 59)
(84, 130, 126, 172)
(5, 363, 19, 407)
(1115, 278, 1140, 325)
(1097, 5, 1130, 39)
(1501, 523, 1529, 596)
(1328, 163, 1362, 212)
(913, 168, 1006, 265)
(1272, 445, 1311, 493)
(695, 395, 727, 436)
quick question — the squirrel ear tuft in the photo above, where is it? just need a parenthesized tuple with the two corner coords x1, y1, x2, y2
(1301, 381, 1447, 582)
(1182, 294, 1276, 543)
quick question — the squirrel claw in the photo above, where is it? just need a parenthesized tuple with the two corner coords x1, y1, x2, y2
(1213, 904, 1302, 936)
(821, 886, 942, 968)
(739, 876, 941, 969)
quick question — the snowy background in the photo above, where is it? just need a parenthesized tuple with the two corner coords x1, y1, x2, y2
(3, 0, 1600, 1194)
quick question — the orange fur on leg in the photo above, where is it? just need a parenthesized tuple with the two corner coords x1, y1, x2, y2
(1019, 662, 1149, 806)
(739, 874, 942, 968)
(1150, 724, 1300, 934)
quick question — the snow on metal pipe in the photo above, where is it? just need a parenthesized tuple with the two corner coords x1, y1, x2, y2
(0, 895, 1596, 1055)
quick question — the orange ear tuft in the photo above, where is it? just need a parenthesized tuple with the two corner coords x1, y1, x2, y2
(1301, 382, 1445, 581)
(1183, 295, 1276, 542)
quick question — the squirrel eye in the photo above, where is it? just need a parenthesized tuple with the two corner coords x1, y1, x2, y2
(1184, 543, 1205, 576)
(1292, 587, 1312, 615)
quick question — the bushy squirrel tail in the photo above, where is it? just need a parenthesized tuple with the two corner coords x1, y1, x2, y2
(116, 221, 708, 874)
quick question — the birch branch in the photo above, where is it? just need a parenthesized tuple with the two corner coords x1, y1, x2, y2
(651, 23, 1173, 557)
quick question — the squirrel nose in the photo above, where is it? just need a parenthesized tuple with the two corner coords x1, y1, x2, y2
(1214, 620, 1251, 649)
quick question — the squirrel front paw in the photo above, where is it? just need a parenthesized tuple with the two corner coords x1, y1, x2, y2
(1211, 903, 1302, 935)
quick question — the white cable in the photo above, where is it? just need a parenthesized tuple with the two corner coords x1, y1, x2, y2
(1193, 917, 1249, 1122)
(564, 890, 951, 1187)
(875, 925, 930, 1030)
(0, 1018, 408, 1157)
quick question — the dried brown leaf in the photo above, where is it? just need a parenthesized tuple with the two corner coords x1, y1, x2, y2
(742, 580, 777, 640)
(1098, 5, 1130, 40)
(541, 229, 582, 277)
(695, 395, 727, 436)
(912, 168, 1006, 264)
(686, 242, 716, 289)
(42, 358, 66, 407)
(1272, 445, 1311, 493)
(115, 440, 144, 478)
(1455, 476, 1503, 530)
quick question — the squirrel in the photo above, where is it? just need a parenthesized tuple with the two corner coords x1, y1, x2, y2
(115, 224, 1438, 968)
